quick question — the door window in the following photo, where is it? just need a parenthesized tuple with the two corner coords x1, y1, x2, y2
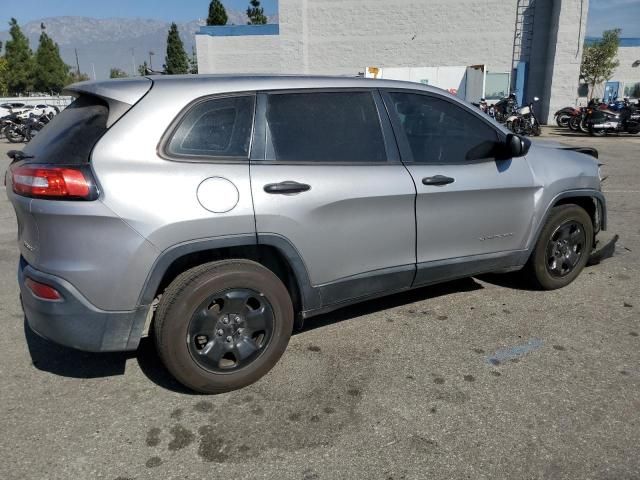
(265, 91, 387, 163)
(386, 92, 499, 164)
(167, 96, 255, 159)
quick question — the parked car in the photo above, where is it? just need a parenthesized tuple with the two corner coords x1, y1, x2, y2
(0, 102, 27, 118)
(6, 75, 607, 393)
(16, 104, 58, 119)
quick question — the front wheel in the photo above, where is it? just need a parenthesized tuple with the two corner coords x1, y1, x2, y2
(556, 115, 570, 128)
(525, 205, 593, 290)
(568, 116, 580, 131)
(4, 125, 25, 143)
(154, 259, 294, 393)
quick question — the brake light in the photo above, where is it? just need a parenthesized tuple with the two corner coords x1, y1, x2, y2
(25, 277, 62, 300)
(11, 165, 95, 199)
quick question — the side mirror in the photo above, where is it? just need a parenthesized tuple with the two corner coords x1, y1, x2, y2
(504, 133, 530, 158)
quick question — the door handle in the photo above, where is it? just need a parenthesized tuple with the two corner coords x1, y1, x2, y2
(422, 175, 455, 186)
(264, 181, 311, 194)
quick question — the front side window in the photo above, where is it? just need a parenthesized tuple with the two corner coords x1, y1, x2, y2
(167, 96, 255, 159)
(386, 92, 499, 164)
(265, 91, 387, 163)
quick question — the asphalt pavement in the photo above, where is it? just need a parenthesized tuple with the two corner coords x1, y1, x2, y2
(0, 128, 638, 480)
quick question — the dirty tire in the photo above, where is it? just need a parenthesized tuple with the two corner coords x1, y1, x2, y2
(154, 259, 293, 394)
(526, 204, 593, 290)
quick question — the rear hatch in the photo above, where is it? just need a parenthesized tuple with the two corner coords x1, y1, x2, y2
(5, 78, 152, 266)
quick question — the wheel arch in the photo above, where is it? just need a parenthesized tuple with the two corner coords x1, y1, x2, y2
(133, 234, 320, 340)
(528, 189, 607, 252)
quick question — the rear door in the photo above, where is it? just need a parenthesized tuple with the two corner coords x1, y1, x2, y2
(250, 89, 416, 307)
(381, 90, 538, 285)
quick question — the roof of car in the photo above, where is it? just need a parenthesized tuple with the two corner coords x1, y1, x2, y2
(144, 73, 441, 93)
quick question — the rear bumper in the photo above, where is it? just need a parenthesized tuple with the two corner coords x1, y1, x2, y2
(19, 257, 148, 352)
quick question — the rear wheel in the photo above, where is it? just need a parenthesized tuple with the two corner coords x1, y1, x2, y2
(526, 205, 593, 290)
(154, 259, 294, 393)
(568, 115, 580, 131)
(589, 126, 606, 137)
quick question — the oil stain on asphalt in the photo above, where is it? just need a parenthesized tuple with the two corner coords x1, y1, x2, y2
(141, 340, 374, 465)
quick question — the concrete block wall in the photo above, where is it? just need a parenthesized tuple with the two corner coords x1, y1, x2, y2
(198, 0, 518, 76)
(614, 46, 640, 95)
(196, 0, 590, 123)
(542, 0, 590, 123)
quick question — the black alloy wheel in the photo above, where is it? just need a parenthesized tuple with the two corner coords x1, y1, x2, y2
(187, 288, 275, 372)
(545, 221, 586, 278)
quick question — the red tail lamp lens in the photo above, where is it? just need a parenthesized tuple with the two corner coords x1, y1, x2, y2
(25, 277, 62, 300)
(11, 165, 91, 199)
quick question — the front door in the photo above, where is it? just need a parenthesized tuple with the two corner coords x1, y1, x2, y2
(381, 90, 538, 286)
(250, 90, 417, 307)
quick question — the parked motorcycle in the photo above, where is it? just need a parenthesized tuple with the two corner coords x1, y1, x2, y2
(554, 106, 580, 128)
(2, 112, 53, 143)
(24, 112, 53, 141)
(2, 114, 28, 143)
(587, 102, 640, 136)
(505, 97, 541, 136)
(493, 93, 518, 123)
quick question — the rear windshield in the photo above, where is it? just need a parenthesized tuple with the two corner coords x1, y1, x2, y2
(22, 95, 109, 164)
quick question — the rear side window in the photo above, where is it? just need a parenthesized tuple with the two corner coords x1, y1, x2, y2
(167, 96, 255, 159)
(22, 95, 109, 164)
(265, 92, 387, 163)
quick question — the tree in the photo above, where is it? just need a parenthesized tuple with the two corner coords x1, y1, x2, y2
(164, 23, 189, 74)
(580, 29, 621, 99)
(138, 61, 150, 76)
(0, 57, 9, 96)
(247, 0, 268, 25)
(4, 18, 34, 94)
(66, 70, 90, 85)
(207, 0, 228, 26)
(34, 31, 70, 93)
(110, 67, 129, 78)
(189, 47, 198, 74)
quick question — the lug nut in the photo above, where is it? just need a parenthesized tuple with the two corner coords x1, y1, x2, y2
(222, 317, 229, 324)
(216, 329, 224, 336)
(226, 336, 233, 343)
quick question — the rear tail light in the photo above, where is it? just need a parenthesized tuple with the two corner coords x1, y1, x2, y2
(10, 164, 98, 200)
(25, 277, 62, 301)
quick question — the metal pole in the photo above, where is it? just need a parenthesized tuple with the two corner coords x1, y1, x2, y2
(131, 48, 136, 76)
(75, 48, 81, 76)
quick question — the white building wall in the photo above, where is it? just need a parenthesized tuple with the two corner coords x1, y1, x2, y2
(614, 46, 640, 97)
(542, 0, 590, 122)
(196, 0, 590, 123)
(197, 0, 518, 76)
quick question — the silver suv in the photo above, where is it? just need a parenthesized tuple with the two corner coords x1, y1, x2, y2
(6, 75, 606, 393)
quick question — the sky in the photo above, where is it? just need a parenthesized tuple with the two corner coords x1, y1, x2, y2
(0, 0, 638, 37)
(587, 0, 640, 37)
(0, 0, 278, 26)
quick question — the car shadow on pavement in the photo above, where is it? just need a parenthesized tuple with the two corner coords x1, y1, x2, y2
(23, 317, 194, 393)
(299, 277, 483, 333)
(23, 278, 484, 393)
(24, 317, 135, 378)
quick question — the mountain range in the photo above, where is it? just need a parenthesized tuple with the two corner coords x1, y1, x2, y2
(0, 13, 278, 81)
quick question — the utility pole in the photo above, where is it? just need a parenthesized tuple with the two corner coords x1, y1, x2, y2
(75, 48, 81, 76)
(149, 51, 155, 70)
(91, 63, 96, 80)
(131, 48, 136, 76)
